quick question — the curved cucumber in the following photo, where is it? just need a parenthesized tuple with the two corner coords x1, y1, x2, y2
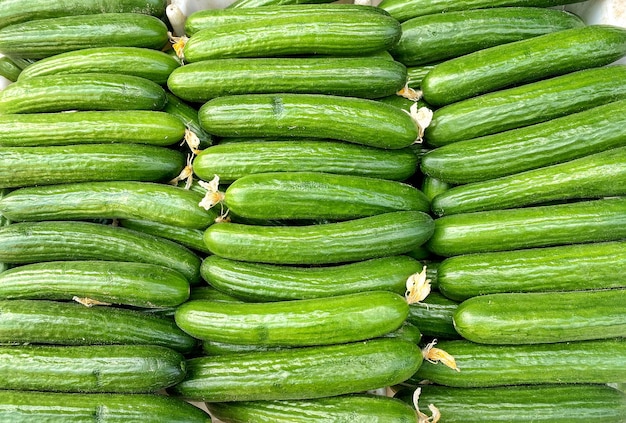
(119, 219, 211, 254)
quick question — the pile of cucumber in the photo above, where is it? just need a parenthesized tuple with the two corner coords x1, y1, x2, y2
(0, 0, 625, 421)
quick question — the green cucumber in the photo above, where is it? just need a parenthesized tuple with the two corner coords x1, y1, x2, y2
(0, 390, 211, 423)
(426, 65, 626, 146)
(421, 25, 626, 107)
(0, 56, 21, 82)
(406, 64, 436, 89)
(411, 338, 626, 387)
(119, 219, 211, 254)
(0, 144, 185, 189)
(192, 140, 417, 184)
(438, 241, 626, 301)
(0, 221, 201, 283)
(391, 7, 584, 66)
(427, 197, 626, 257)
(204, 211, 434, 265)
(407, 291, 459, 339)
(0, 261, 189, 308)
(0, 13, 169, 59)
(226, 0, 335, 10)
(0, 73, 166, 113)
(163, 92, 214, 149)
(421, 99, 626, 184)
(169, 338, 422, 401)
(18, 47, 180, 84)
(0, 344, 185, 393)
(421, 176, 451, 202)
(0, 299, 196, 352)
(198, 94, 418, 149)
(190, 286, 244, 303)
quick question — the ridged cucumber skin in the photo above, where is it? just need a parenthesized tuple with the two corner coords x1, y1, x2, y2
(174, 291, 408, 347)
(169, 338, 422, 401)
(201, 255, 422, 301)
(426, 65, 626, 146)
(421, 25, 626, 107)
(407, 292, 460, 339)
(391, 7, 584, 66)
(421, 99, 626, 184)
(198, 94, 418, 149)
(18, 47, 180, 84)
(227, 0, 334, 8)
(0, 345, 185, 393)
(406, 65, 435, 89)
(204, 211, 434, 265)
(193, 140, 417, 183)
(426, 197, 626, 257)
(0, 299, 196, 352)
(0, 73, 166, 114)
(163, 93, 214, 149)
(0, 56, 21, 82)
(119, 219, 211, 254)
(168, 57, 406, 101)
(431, 146, 626, 216)
(0, 390, 211, 423)
(0, 261, 189, 308)
(0, 13, 169, 59)
(438, 242, 626, 301)
(0, 144, 185, 189)
(207, 394, 419, 423)
(411, 338, 626, 387)
(0, 181, 217, 229)
(0, 221, 202, 284)
(223, 172, 430, 221)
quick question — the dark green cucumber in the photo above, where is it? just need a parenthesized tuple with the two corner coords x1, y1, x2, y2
(406, 64, 436, 89)
(421, 25, 626, 107)
(0, 13, 169, 59)
(0, 56, 21, 82)
(190, 286, 244, 303)
(0, 221, 201, 283)
(193, 140, 417, 183)
(412, 338, 626, 387)
(169, 338, 422, 401)
(0, 73, 166, 113)
(204, 211, 434, 265)
(0, 299, 196, 352)
(226, 0, 334, 10)
(198, 94, 418, 149)
(391, 7, 584, 66)
(163, 92, 214, 149)
(426, 65, 626, 146)
(18, 47, 180, 84)
(201, 255, 422, 301)
(0, 144, 185, 189)
(427, 197, 626, 257)
(407, 291, 459, 339)
(119, 219, 211, 254)
(438, 241, 626, 301)
(421, 99, 626, 184)
(421, 176, 451, 202)
(0, 390, 211, 423)
(0, 344, 185, 393)
(0, 261, 189, 308)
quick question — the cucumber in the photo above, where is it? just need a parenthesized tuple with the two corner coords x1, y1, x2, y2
(192, 140, 417, 184)
(0, 13, 169, 59)
(426, 65, 626, 146)
(407, 291, 460, 339)
(0, 73, 166, 113)
(190, 286, 244, 303)
(421, 25, 626, 107)
(0, 299, 196, 352)
(119, 219, 211, 254)
(204, 211, 434, 265)
(406, 64, 436, 89)
(163, 92, 214, 149)
(200, 255, 422, 301)
(0, 261, 189, 308)
(431, 146, 626, 215)
(0, 181, 218, 229)
(411, 338, 626, 387)
(0, 144, 185, 189)
(168, 57, 406, 101)
(0, 221, 202, 283)
(421, 176, 451, 202)
(427, 197, 626, 257)
(391, 7, 584, 66)
(18, 47, 180, 84)
(420, 99, 626, 184)
(169, 338, 422, 401)
(438, 241, 626, 301)
(0, 56, 21, 82)
(0, 344, 185, 393)
(198, 94, 418, 149)
(226, 0, 335, 10)
(0, 390, 211, 423)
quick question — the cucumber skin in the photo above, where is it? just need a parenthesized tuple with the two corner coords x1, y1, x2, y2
(0, 57, 21, 81)
(120, 219, 212, 254)
(438, 242, 626, 301)
(199, 94, 418, 149)
(421, 25, 626, 107)
(407, 292, 460, 339)
(227, 0, 334, 9)
(0, 345, 185, 393)
(163, 92, 214, 149)
(169, 338, 423, 402)
(204, 211, 434, 265)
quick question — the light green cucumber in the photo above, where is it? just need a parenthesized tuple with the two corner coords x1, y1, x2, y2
(0, 56, 21, 82)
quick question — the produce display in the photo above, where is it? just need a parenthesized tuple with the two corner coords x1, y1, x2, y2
(0, 0, 624, 421)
